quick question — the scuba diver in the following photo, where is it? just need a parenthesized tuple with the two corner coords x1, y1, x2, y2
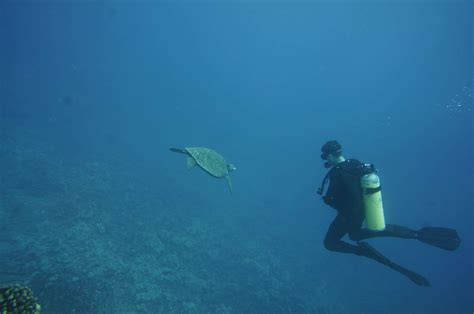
(317, 140, 461, 286)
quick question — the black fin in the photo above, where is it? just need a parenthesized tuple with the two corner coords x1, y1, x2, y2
(416, 227, 461, 251)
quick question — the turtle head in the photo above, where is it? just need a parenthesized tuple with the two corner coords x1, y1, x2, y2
(227, 163, 236, 172)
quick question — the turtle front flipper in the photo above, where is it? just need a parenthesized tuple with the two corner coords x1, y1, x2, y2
(225, 175, 233, 195)
(170, 147, 189, 154)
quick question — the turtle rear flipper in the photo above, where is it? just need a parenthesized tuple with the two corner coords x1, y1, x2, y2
(225, 175, 233, 195)
(187, 156, 197, 169)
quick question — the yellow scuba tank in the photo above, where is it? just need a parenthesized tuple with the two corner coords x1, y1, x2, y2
(360, 171, 386, 231)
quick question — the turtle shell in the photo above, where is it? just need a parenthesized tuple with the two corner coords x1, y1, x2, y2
(185, 147, 229, 178)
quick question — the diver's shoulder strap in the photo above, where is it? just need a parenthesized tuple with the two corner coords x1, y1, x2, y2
(317, 162, 344, 196)
(317, 170, 332, 195)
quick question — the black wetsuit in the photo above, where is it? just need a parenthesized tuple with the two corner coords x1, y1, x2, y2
(322, 159, 415, 256)
(319, 159, 457, 286)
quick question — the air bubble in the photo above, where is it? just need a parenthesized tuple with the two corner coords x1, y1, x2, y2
(437, 81, 473, 114)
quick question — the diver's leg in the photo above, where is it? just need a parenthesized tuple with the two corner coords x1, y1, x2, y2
(323, 214, 361, 254)
(357, 242, 430, 286)
(349, 224, 416, 241)
(324, 216, 430, 286)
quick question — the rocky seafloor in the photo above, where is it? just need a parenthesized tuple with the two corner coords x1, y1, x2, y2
(0, 124, 343, 314)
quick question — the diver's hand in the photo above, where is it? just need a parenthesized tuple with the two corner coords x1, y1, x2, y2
(323, 195, 333, 206)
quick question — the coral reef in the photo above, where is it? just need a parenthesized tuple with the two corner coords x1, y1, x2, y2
(0, 284, 41, 314)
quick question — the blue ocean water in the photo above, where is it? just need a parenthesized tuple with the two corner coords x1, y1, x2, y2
(0, 1, 472, 313)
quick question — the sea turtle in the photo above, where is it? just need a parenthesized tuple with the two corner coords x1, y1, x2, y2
(170, 147, 236, 194)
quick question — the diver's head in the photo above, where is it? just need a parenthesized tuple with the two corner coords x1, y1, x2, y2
(320, 140, 345, 168)
(227, 163, 236, 172)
